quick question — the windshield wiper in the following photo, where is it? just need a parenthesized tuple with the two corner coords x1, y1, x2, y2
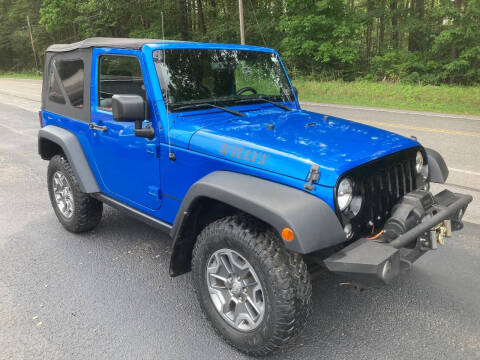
(172, 103, 246, 117)
(234, 98, 292, 111)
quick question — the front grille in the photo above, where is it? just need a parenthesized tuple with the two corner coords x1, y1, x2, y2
(361, 158, 416, 228)
(339, 147, 420, 238)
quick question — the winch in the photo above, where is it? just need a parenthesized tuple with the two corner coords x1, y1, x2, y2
(383, 190, 434, 243)
(382, 190, 455, 249)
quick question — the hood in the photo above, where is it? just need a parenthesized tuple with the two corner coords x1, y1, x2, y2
(188, 109, 419, 187)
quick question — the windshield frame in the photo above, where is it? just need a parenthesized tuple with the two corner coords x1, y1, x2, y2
(148, 44, 299, 113)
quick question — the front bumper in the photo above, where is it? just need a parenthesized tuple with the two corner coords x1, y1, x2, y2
(324, 190, 472, 285)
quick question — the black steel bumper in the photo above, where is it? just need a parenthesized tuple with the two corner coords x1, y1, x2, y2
(324, 190, 473, 285)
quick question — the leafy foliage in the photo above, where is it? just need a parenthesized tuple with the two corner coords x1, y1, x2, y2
(278, 0, 360, 76)
(0, 0, 479, 85)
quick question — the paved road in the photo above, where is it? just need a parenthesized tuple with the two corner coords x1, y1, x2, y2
(1, 79, 479, 360)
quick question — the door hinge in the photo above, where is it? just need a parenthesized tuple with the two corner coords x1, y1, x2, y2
(146, 143, 159, 158)
(304, 164, 320, 191)
(148, 186, 161, 200)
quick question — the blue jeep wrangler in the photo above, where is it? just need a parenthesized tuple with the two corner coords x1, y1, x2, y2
(38, 38, 472, 356)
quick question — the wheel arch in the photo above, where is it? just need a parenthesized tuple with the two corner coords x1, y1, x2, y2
(38, 125, 99, 193)
(39, 136, 64, 160)
(169, 171, 345, 277)
(425, 148, 449, 184)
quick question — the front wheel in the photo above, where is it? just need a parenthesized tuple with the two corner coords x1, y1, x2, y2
(192, 215, 312, 356)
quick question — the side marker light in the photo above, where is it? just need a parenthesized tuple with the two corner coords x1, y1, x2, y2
(281, 228, 295, 242)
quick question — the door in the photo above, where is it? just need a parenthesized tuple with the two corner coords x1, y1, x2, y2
(89, 52, 162, 211)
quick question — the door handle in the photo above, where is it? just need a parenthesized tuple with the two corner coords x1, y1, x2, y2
(89, 122, 108, 132)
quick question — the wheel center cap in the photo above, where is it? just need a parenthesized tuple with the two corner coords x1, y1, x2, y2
(230, 279, 243, 296)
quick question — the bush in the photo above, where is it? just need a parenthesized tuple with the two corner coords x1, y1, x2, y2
(368, 51, 443, 85)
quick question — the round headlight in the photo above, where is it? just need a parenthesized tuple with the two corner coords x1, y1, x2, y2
(337, 178, 353, 211)
(416, 150, 429, 180)
(415, 151, 424, 173)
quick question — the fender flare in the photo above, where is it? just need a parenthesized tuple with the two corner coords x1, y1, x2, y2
(425, 148, 449, 184)
(38, 125, 100, 193)
(169, 171, 345, 276)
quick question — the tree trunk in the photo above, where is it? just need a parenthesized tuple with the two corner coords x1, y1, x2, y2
(451, 0, 463, 60)
(366, 0, 374, 62)
(178, 0, 189, 40)
(72, 23, 78, 42)
(391, 0, 399, 49)
(198, 0, 207, 34)
(408, 0, 416, 51)
(379, 0, 385, 55)
(190, 0, 195, 33)
(210, 0, 217, 19)
(408, 0, 424, 52)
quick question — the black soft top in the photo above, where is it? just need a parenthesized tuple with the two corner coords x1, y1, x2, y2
(46, 37, 184, 53)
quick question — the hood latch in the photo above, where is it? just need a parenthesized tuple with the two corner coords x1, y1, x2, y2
(304, 164, 320, 191)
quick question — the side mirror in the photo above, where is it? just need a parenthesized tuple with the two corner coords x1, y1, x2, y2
(112, 94, 145, 122)
(112, 94, 154, 139)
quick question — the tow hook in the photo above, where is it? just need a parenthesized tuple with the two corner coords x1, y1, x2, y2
(420, 219, 452, 250)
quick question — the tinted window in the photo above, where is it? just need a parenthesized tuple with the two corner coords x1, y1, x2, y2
(56, 59, 85, 108)
(98, 56, 146, 109)
(48, 63, 66, 104)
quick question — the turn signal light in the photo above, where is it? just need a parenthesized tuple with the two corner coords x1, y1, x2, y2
(281, 227, 295, 242)
(38, 111, 43, 127)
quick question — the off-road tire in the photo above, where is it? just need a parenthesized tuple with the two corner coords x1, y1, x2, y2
(192, 214, 312, 356)
(47, 154, 103, 233)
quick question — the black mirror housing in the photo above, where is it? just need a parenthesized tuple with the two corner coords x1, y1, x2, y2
(112, 94, 145, 122)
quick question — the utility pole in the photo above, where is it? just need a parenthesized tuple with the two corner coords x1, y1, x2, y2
(26, 16, 39, 70)
(238, 0, 245, 45)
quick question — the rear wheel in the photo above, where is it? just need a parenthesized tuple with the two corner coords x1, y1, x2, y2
(47, 155, 103, 233)
(192, 214, 312, 356)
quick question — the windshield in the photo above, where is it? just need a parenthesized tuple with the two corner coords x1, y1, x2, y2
(153, 49, 294, 112)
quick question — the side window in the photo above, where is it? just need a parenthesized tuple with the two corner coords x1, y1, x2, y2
(56, 59, 85, 108)
(98, 55, 146, 110)
(48, 62, 66, 104)
(48, 59, 85, 107)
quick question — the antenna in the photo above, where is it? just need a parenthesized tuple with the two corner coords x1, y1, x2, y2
(161, 11, 165, 41)
(161, 11, 174, 161)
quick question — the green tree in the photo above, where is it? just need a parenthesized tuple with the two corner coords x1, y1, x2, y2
(279, 0, 360, 77)
(0, 0, 478, 85)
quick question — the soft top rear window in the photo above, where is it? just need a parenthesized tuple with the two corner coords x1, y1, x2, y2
(48, 58, 85, 108)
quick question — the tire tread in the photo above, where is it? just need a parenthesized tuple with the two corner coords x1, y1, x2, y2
(48, 155, 103, 233)
(192, 214, 312, 356)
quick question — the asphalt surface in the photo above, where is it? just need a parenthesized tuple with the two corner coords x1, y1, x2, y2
(1, 79, 479, 359)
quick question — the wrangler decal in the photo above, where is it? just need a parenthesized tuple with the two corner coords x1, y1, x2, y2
(220, 143, 270, 166)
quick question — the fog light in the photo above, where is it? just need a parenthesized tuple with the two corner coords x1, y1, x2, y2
(343, 224, 353, 239)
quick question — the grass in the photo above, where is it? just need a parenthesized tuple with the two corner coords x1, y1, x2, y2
(0, 71, 42, 80)
(293, 79, 480, 116)
(1, 72, 479, 115)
